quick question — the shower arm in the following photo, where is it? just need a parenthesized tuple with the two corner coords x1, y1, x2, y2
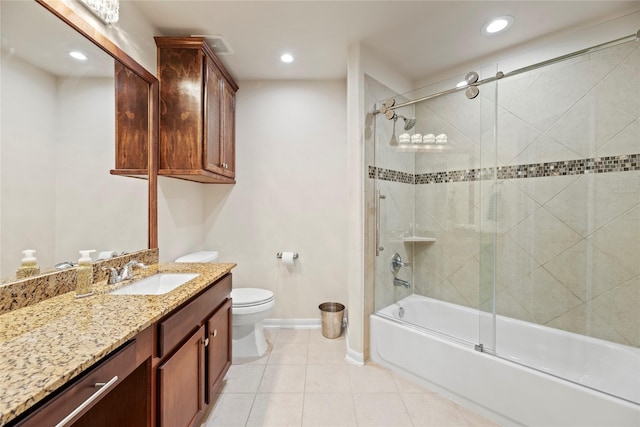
(374, 29, 640, 114)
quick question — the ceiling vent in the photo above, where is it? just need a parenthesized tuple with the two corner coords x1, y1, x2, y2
(191, 35, 233, 55)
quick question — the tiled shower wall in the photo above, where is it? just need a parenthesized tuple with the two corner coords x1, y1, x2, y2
(374, 41, 640, 348)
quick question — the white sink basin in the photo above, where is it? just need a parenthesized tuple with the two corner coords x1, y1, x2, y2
(110, 273, 199, 295)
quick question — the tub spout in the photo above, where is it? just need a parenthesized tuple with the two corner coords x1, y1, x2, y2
(393, 277, 410, 288)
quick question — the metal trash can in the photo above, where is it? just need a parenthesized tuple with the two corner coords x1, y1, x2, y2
(319, 302, 345, 339)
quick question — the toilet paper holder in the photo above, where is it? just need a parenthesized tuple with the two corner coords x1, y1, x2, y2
(276, 252, 299, 260)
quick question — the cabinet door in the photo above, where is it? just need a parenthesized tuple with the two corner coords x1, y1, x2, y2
(206, 299, 232, 402)
(158, 326, 205, 427)
(203, 55, 223, 175)
(220, 80, 236, 178)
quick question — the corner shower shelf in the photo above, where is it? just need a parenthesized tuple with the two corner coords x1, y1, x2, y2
(401, 237, 436, 243)
(394, 144, 451, 152)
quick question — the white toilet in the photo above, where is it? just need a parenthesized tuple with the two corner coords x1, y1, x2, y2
(175, 251, 275, 358)
(231, 288, 274, 358)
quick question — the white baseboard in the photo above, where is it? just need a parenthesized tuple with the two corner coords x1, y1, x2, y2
(344, 324, 365, 366)
(263, 318, 321, 329)
(345, 346, 365, 366)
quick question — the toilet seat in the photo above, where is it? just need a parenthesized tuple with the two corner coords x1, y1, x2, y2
(232, 288, 274, 308)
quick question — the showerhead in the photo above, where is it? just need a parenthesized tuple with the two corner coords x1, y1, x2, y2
(403, 117, 417, 131)
(395, 114, 417, 131)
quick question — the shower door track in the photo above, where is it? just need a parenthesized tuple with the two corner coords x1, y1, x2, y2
(375, 312, 482, 352)
(374, 29, 640, 113)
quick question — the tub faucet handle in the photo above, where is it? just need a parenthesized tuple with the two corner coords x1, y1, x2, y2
(391, 253, 410, 274)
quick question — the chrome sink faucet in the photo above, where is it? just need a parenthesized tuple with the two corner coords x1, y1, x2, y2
(102, 260, 146, 284)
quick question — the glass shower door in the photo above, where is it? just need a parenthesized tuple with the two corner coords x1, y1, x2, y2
(491, 39, 640, 403)
(373, 75, 498, 350)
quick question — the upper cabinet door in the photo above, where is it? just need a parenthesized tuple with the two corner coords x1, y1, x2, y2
(204, 56, 223, 175)
(155, 37, 238, 184)
(220, 81, 236, 178)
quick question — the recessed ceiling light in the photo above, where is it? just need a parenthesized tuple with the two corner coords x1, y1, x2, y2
(69, 51, 88, 61)
(280, 53, 294, 63)
(482, 16, 514, 36)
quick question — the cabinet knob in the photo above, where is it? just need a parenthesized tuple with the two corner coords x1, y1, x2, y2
(211, 329, 218, 338)
(203, 338, 210, 347)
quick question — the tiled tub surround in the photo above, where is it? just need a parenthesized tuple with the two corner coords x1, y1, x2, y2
(372, 41, 640, 348)
(373, 165, 640, 348)
(0, 249, 159, 315)
(0, 260, 236, 425)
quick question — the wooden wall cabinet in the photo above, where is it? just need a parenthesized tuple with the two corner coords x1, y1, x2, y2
(155, 37, 238, 184)
(111, 61, 152, 178)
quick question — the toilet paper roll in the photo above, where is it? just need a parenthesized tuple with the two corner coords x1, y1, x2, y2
(281, 251, 295, 266)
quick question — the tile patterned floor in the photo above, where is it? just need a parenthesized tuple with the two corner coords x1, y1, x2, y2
(201, 328, 500, 427)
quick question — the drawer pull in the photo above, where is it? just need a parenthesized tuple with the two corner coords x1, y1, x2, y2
(212, 329, 217, 338)
(54, 375, 119, 427)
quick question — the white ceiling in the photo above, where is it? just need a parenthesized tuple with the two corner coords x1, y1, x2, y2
(131, 1, 640, 82)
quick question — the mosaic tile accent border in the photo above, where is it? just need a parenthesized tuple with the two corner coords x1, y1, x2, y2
(368, 166, 414, 184)
(370, 154, 640, 184)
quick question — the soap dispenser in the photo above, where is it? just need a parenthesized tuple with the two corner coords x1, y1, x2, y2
(16, 249, 40, 279)
(76, 249, 96, 298)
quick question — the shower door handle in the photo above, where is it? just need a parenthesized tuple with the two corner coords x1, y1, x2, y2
(375, 190, 385, 256)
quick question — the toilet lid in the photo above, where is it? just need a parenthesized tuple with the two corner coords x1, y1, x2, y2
(175, 251, 219, 263)
(232, 288, 274, 307)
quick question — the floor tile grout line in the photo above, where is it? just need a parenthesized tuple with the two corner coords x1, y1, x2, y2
(245, 354, 271, 426)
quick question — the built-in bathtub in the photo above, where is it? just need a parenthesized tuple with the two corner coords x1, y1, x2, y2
(371, 294, 640, 426)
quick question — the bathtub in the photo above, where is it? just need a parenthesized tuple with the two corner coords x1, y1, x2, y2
(371, 294, 640, 426)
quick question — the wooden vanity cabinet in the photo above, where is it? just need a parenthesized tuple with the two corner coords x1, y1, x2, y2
(206, 298, 232, 402)
(13, 336, 151, 427)
(158, 326, 206, 427)
(9, 274, 232, 427)
(156, 273, 232, 427)
(155, 37, 238, 184)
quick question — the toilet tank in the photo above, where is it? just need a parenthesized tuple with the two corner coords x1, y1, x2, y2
(175, 251, 219, 263)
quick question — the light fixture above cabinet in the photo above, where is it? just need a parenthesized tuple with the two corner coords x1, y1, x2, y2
(78, 0, 119, 24)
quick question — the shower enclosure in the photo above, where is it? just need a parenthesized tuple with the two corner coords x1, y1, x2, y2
(369, 30, 640, 422)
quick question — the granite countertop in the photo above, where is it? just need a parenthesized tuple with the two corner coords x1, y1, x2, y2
(0, 262, 236, 425)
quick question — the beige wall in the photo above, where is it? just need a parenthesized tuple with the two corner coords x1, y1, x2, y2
(0, 56, 147, 276)
(0, 56, 57, 275)
(202, 80, 349, 320)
